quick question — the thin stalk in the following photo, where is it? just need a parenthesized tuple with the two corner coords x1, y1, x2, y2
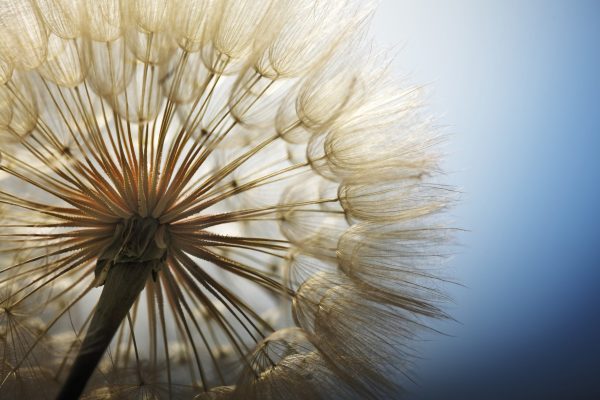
(56, 261, 153, 400)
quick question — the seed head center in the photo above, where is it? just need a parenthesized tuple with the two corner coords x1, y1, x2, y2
(94, 215, 169, 286)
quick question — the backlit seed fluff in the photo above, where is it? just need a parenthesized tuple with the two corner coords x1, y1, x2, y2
(0, 0, 455, 399)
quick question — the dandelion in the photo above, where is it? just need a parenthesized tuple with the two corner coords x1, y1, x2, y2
(0, 0, 454, 399)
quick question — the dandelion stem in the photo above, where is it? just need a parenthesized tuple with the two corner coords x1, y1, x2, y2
(56, 261, 153, 400)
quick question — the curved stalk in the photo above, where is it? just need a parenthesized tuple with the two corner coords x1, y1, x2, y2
(56, 261, 153, 400)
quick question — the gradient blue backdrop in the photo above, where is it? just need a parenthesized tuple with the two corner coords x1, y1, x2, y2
(373, 1, 600, 398)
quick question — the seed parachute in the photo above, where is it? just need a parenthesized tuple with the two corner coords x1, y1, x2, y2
(0, 1, 455, 399)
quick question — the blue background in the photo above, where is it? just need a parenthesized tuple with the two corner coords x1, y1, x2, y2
(373, 1, 600, 398)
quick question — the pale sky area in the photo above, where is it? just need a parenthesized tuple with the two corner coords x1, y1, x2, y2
(372, 1, 600, 398)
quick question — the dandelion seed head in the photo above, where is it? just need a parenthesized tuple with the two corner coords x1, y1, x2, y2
(0, 0, 454, 398)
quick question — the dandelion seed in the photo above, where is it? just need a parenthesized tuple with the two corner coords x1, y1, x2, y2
(0, 0, 454, 399)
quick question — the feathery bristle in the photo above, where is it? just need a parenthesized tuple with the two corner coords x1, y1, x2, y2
(0, 0, 454, 398)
